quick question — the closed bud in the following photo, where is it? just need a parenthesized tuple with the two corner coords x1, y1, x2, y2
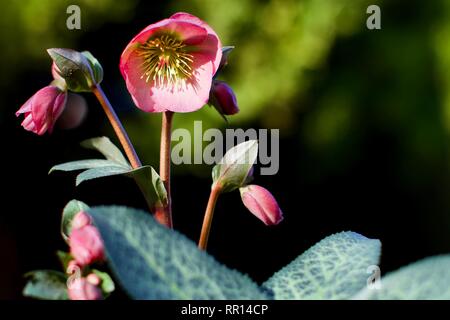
(47, 48, 102, 92)
(71, 211, 92, 230)
(69, 225, 105, 266)
(210, 81, 239, 116)
(213, 140, 258, 193)
(16, 85, 67, 135)
(68, 277, 103, 300)
(239, 185, 283, 226)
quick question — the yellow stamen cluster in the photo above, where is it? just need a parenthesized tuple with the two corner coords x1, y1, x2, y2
(137, 35, 194, 86)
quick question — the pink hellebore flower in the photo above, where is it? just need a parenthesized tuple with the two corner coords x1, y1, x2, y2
(240, 185, 284, 226)
(69, 225, 105, 266)
(68, 277, 103, 300)
(120, 12, 222, 113)
(16, 85, 67, 135)
(211, 80, 239, 115)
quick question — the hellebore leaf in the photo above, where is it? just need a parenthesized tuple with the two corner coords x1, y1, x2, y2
(50, 137, 165, 210)
(23, 270, 68, 300)
(213, 140, 258, 192)
(127, 165, 168, 209)
(75, 166, 130, 186)
(81, 137, 130, 167)
(61, 199, 89, 243)
(88, 206, 268, 300)
(47, 48, 96, 92)
(262, 231, 381, 300)
(50, 159, 123, 174)
(353, 255, 450, 300)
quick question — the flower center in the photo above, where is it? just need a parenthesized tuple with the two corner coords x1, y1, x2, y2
(138, 35, 194, 86)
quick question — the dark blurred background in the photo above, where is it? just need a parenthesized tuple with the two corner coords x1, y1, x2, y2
(1, 0, 450, 299)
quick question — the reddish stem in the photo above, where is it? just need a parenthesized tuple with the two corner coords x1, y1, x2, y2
(198, 184, 222, 250)
(92, 85, 142, 169)
(155, 111, 174, 228)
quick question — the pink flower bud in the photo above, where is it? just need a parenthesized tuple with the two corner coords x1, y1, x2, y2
(86, 273, 101, 286)
(70, 225, 105, 266)
(16, 85, 67, 135)
(239, 185, 283, 226)
(211, 81, 239, 115)
(51, 62, 63, 81)
(71, 211, 92, 230)
(68, 277, 103, 300)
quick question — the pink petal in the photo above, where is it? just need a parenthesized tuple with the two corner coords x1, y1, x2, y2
(47, 92, 67, 133)
(31, 86, 61, 129)
(21, 113, 36, 132)
(155, 53, 214, 113)
(122, 49, 214, 112)
(16, 96, 33, 116)
(120, 19, 208, 67)
(121, 50, 167, 112)
(51, 62, 62, 80)
(170, 12, 222, 73)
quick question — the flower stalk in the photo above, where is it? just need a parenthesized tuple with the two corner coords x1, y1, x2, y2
(92, 85, 142, 169)
(155, 111, 174, 228)
(198, 183, 222, 250)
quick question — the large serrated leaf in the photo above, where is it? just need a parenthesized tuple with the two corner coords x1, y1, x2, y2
(262, 231, 381, 300)
(88, 206, 268, 300)
(23, 270, 68, 300)
(353, 255, 450, 300)
(75, 166, 130, 186)
(81, 137, 130, 167)
(61, 199, 89, 242)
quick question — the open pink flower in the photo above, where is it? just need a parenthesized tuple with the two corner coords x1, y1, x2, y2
(16, 85, 67, 135)
(120, 12, 222, 113)
(240, 185, 284, 226)
(70, 225, 105, 266)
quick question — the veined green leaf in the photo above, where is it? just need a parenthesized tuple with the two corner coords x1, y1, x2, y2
(262, 231, 381, 300)
(89, 206, 268, 300)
